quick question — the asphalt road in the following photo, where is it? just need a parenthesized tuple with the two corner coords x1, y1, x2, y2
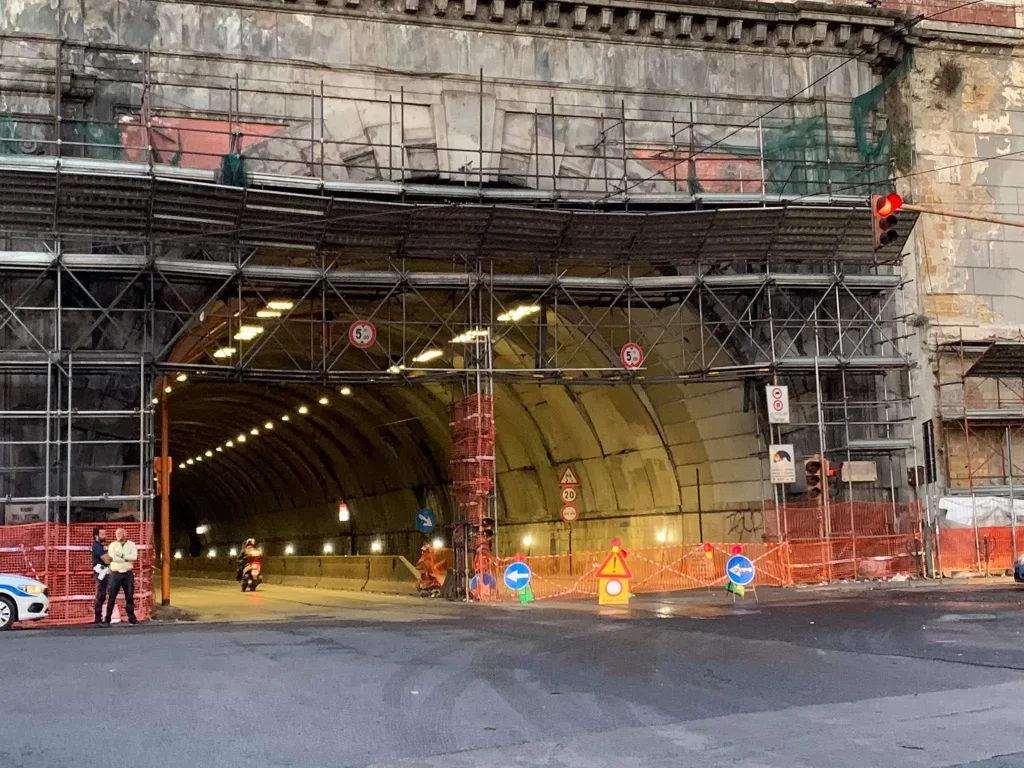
(3, 582, 1024, 768)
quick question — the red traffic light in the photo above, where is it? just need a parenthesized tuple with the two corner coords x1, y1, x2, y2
(730, 544, 743, 555)
(702, 542, 714, 553)
(875, 193, 903, 217)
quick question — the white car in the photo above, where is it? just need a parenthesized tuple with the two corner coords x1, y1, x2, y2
(0, 574, 50, 630)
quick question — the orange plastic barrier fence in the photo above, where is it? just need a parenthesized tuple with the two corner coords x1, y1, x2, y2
(788, 535, 921, 584)
(765, 501, 922, 540)
(937, 526, 1022, 575)
(0, 522, 154, 625)
(468, 543, 793, 602)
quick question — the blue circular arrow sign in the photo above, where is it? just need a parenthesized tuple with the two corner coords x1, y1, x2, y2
(415, 509, 436, 534)
(503, 561, 532, 591)
(726, 554, 756, 586)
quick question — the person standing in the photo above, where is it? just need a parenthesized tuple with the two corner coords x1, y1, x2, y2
(91, 526, 111, 625)
(102, 527, 139, 626)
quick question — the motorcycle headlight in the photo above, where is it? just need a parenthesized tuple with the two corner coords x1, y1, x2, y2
(20, 583, 46, 595)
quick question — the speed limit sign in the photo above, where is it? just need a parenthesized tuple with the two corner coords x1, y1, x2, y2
(348, 320, 377, 349)
(560, 486, 578, 504)
(620, 342, 644, 370)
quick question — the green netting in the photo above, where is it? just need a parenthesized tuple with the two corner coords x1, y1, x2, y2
(688, 52, 913, 197)
(0, 115, 19, 154)
(219, 153, 248, 187)
(71, 122, 121, 160)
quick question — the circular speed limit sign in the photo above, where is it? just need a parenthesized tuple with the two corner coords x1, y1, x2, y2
(620, 342, 644, 370)
(560, 486, 578, 504)
(560, 505, 579, 523)
(348, 320, 377, 350)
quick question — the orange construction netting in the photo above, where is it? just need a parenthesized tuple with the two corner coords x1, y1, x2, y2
(937, 526, 1021, 575)
(0, 522, 154, 625)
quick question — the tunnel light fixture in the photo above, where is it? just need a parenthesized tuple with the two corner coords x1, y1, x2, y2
(174, 550, 182, 560)
(339, 386, 352, 396)
(370, 540, 383, 554)
(216, 446, 223, 453)
(412, 348, 443, 364)
(151, 397, 159, 405)
(250, 427, 259, 436)
(196, 456, 203, 462)
(431, 537, 444, 550)
(522, 535, 534, 548)
(187, 458, 195, 466)
(451, 328, 490, 344)
(256, 309, 282, 319)
(284, 544, 295, 556)
(497, 304, 541, 323)
(178, 462, 186, 470)
(266, 300, 295, 311)
(264, 421, 274, 430)
(207, 549, 217, 559)
(387, 364, 406, 375)
(656, 530, 668, 544)
(196, 524, 209, 535)
(229, 547, 238, 557)
(281, 414, 291, 422)
(298, 405, 309, 415)
(318, 396, 330, 405)
(175, 373, 188, 382)
(164, 385, 172, 394)
(213, 346, 237, 359)
(226, 440, 234, 448)
(204, 450, 213, 458)
(233, 325, 264, 342)
(237, 434, 247, 443)
(323, 542, 334, 554)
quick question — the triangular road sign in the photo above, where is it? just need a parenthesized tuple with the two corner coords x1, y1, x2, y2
(558, 465, 580, 486)
(596, 548, 632, 579)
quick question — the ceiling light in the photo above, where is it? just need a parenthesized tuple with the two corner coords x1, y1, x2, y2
(151, 397, 159, 405)
(237, 434, 247, 443)
(226, 440, 234, 448)
(196, 524, 209, 535)
(256, 309, 282, 319)
(216, 446, 223, 452)
(281, 414, 291, 422)
(370, 540, 383, 553)
(250, 427, 259, 435)
(196, 456, 203, 462)
(164, 385, 172, 394)
(318, 396, 329, 405)
(298, 405, 309, 415)
(339, 386, 352, 396)
(175, 373, 188, 382)
(266, 300, 294, 311)
(413, 348, 443, 364)
(205, 450, 213, 457)
(497, 304, 541, 323)
(233, 325, 264, 342)
(451, 328, 490, 344)
(213, 346, 237, 359)
(264, 421, 274, 430)
(387, 364, 406, 374)
(178, 462, 186, 469)
(187, 458, 195, 465)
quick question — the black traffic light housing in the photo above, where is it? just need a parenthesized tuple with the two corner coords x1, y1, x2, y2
(872, 193, 903, 248)
(805, 456, 825, 505)
(827, 462, 842, 498)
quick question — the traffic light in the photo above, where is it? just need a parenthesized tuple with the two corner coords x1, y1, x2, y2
(872, 193, 902, 248)
(805, 456, 825, 505)
(827, 462, 841, 498)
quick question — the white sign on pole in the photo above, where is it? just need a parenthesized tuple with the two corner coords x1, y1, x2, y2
(3, 503, 44, 525)
(841, 461, 878, 483)
(769, 444, 796, 484)
(766, 385, 790, 424)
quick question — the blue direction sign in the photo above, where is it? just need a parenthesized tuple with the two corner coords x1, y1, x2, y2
(726, 555, 756, 586)
(503, 561, 532, 591)
(415, 509, 436, 534)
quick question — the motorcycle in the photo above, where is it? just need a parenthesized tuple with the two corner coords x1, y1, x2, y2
(241, 555, 263, 592)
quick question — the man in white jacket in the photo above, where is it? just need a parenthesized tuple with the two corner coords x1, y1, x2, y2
(102, 528, 139, 626)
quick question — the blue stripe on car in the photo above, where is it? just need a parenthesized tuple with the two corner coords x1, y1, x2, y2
(0, 584, 34, 598)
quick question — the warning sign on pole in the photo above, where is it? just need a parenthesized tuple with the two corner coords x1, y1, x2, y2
(766, 385, 790, 424)
(348, 320, 377, 350)
(769, 444, 796, 484)
(558, 465, 580, 487)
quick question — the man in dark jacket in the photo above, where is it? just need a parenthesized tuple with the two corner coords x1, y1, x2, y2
(91, 527, 111, 625)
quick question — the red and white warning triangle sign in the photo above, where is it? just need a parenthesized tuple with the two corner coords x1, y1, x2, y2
(596, 547, 632, 579)
(558, 465, 580, 487)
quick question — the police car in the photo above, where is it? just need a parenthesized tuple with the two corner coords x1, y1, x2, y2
(1016, 555, 1024, 585)
(0, 574, 49, 630)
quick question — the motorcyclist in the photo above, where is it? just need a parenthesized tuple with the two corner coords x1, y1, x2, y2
(236, 538, 261, 581)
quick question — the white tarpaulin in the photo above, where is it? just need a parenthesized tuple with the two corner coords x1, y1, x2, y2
(937, 496, 1024, 528)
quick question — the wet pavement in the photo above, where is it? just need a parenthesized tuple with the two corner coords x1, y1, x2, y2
(2, 582, 1024, 767)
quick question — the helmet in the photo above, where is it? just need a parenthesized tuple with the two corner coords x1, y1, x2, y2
(244, 538, 256, 548)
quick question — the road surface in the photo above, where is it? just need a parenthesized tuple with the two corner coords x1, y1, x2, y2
(3, 582, 1024, 768)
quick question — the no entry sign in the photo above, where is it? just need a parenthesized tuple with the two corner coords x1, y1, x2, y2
(348, 320, 377, 349)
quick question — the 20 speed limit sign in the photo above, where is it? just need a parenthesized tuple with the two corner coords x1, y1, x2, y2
(348, 320, 377, 349)
(620, 342, 644, 370)
(560, 486, 578, 504)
